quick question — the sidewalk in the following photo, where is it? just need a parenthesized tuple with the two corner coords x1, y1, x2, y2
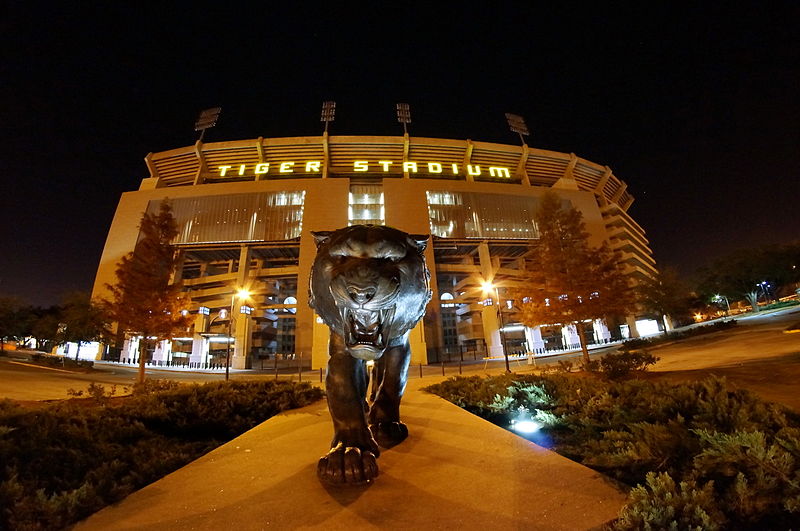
(77, 379, 627, 530)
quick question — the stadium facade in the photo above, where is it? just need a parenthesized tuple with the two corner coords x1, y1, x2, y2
(91, 133, 659, 369)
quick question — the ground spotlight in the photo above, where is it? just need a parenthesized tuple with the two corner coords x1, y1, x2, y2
(510, 419, 541, 434)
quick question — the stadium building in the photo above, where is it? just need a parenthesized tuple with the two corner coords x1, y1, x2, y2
(91, 133, 659, 369)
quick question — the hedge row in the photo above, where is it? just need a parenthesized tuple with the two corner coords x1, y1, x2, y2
(29, 353, 95, 370)
(620, 319, 738, 351)
(426, 374, 800, 529)
(0, 380, 324, 530)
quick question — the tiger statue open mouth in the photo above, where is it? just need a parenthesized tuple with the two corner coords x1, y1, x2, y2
(326, 258, 401, 359)
(309, 225, 431, 486)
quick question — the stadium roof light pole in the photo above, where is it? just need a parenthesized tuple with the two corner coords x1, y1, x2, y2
(396, 103, 411, 135)
(195, 107, 222, 142)
(321, 101, 336, 133)
(482, 280, 511, 373)
(505, 113, 530, 145)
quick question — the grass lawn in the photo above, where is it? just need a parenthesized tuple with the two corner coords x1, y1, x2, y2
(633, 312, 800, 410)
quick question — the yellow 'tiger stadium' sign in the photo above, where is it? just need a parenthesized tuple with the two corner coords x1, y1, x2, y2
(216, 161, 511, 178)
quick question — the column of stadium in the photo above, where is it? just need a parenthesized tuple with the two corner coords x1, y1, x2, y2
(91, 135, 659, 368)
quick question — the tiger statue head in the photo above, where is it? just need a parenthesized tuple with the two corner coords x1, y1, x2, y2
(309, 225, 432, 361)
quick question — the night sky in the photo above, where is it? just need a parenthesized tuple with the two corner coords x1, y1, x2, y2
(2, 4, 798, 307)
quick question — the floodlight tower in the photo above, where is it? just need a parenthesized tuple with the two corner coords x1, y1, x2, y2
(320, 101, 336, 133)
(505, 112, 530, 145)
(195, 107, 222, 142)
(396, 103, 411, 135)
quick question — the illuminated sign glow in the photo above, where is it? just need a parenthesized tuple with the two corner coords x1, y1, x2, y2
(216, 161, 511, 178)
(219, 161, 321, 176)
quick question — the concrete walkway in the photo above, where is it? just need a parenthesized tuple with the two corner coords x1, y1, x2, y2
(77, 380, 627, 530)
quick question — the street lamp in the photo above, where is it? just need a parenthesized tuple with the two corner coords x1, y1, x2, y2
(482, 280, 511, 373)
(225, 288, 251, 381)
(712, 294, 731, 314)
(757, 281, 771, 304)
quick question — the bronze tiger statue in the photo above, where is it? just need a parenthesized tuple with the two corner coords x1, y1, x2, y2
(309, 225, 432, 486)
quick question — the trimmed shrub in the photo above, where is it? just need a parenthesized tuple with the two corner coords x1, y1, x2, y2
(580, 359, 600, 373)
(425, 374, 800, 528)
(612, 472, 724, 530)
(619, 320, 738, 352)
(29, 353, 94, 370)
(599, 351, 659, 379)
(132, 378, 180, 395)
(691, 428, 800, 525)
(0, 380, 324, 530)
(619, 337, 652, 351)
(556, 360, 574, 373)
(760, 300, 800, 311)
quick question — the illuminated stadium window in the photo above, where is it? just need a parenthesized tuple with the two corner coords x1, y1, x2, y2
(148, 191, 306, 244)
(349, 184, 384, 225)
(440, 292, 458, 348)
(440, 291, 456, 308)
(283, 296, 297, 314)
(426, 191, 539, 239)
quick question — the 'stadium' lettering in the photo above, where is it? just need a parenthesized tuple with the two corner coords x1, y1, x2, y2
(489, 166, 510, 178)
(215, 161, 511, 178)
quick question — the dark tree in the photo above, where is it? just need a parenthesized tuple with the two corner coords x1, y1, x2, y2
(30, 306, 62, 352)
(104, 201, 192, 383)
(697, 244, 800, 312)
(513, 191, 634, 365)
(637, 267, 693, 333)
(0, 296, 33, 351)
(58, 292, 108, 360)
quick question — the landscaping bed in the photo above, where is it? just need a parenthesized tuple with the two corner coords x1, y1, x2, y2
(619, 319, 739, 351)
(0, 351, 95, 372)
(426, 372, 800, 530)
(0, 380, 324, 530)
